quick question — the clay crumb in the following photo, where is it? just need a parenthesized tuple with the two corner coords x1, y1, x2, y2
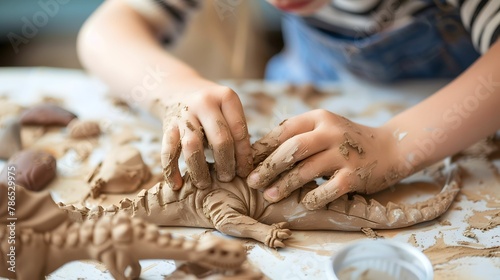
(439, 220, 452, 226)
(463, 229, 478, 242)
(408, 233, 418, 247)
(361, 228, 383, 239)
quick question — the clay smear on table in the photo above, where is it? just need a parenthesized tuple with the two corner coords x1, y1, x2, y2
(61, 164, 461, 248)
(0, 185, 251, 280)
(423, 235, 500, 267)
(87, 145, 151, 198)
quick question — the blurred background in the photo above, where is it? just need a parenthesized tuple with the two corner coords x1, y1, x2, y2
(0, 0, 284, 80)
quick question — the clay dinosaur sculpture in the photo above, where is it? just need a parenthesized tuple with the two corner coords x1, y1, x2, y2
(60, 164, 461, 248)
(0, 185, 248, 280)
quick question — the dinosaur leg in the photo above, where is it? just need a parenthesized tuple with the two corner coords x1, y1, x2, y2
(203, 189, 291, 248)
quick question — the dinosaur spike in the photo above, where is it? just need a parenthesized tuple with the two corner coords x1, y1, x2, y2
(367, 199, 389, 224)
(105, 204, 118, 216)
(327, 195, 348, 212)
(134, 189, 149, 216)
(388, 208, 407, 226)
(182, 239, 197, 250)
(386, 202, 401, 212)
(88, 205, 104, 220)
(420, 207, 437, 221)
(404, 208, 423, 224)
(348, 195, 368, 217)
(148, 182, 163, 209)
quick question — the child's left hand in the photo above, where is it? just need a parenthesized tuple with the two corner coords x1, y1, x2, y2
(246, 109, 407, 210)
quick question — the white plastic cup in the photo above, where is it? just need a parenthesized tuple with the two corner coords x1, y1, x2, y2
(325, 239, 433, 280)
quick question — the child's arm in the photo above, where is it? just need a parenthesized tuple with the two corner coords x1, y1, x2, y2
(246, 40, 500, 210)
(77, 0, 253, 190)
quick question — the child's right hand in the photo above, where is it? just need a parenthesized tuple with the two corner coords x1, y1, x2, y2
(160, 79, 253, 190)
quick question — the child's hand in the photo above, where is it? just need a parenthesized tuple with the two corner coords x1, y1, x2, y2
(246, 109, 407, 210)
(161, 79, 252, 190)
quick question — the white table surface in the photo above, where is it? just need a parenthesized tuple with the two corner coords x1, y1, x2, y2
(0, 67, 499, 280)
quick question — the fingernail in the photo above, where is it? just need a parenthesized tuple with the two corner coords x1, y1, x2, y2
(247, 173, 260, 187)
(264, 187, 279, 201)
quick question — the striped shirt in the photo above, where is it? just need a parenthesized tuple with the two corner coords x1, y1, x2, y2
(124, 0, 500, 54)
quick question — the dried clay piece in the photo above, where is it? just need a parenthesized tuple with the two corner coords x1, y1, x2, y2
(63, 164, 462, 249)
(87, 146, 151, 198)
(0, 116, 22, 160)
(0, 150, 56, 192)
(20, 103, 77, 126)
(67, 119, 101, 139)
(0, 185, 250, 280)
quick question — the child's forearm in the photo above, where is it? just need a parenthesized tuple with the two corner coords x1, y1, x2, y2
(77, 0, 203, 116)
(384, 40, 500, 172)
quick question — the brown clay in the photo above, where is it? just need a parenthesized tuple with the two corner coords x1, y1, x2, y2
(20, 104, 77, 126)
(87, 146, 151, 198)
(0, 150, 57, 192)
(0, 184, 249, 280)
(0, 117, 22, 160)
(62, 164, 461, 248)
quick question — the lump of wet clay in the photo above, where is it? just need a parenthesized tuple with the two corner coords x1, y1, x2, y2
(87, 145, 151, 198)
(0, 150, 57, 191)
(0, 117, 22, 160)
(67, 119, 101, 139)
(20, 104, 77, 126)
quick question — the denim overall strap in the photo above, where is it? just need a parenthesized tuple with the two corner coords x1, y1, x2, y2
(265, 4, 480, 83)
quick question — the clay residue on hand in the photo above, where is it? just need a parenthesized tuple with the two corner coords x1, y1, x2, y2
(186, 150, 211, 189)
(354, 161, 378, 193)
(343, 132, 364, 155)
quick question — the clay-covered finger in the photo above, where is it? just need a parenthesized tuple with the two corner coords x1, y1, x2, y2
(263, 153, 337, 202)
(179, 118, 211, 189)
(252, 114, 316, 165)
(161, 125, 183, 190)
(199, 111, 235, 182)
(221, 96, 252, 177)
(301, 169, 350, 210)
(247, 132, 326, 190)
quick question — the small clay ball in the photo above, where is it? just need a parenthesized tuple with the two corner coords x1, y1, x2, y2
(0, 117, 22, 160)
(20, 104, 77, 126)
(68, 119, 101, 139)
(0, 150, 57, 192)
